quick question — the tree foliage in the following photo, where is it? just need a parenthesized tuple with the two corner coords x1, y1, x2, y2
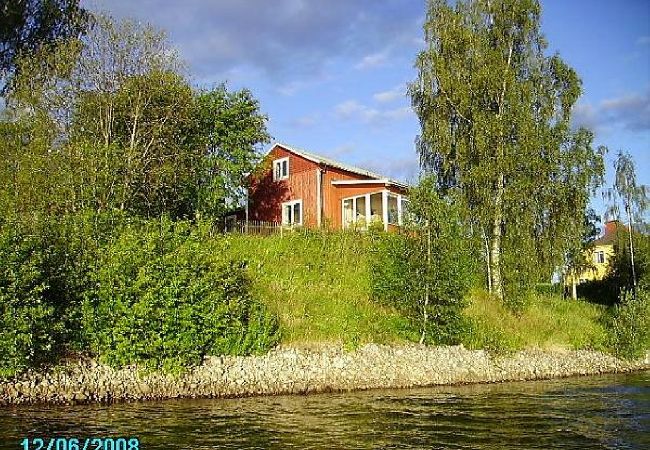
(2, 14, 270, 220)
(370, 176, 477, 344)
(609, 289, 650, 360)
(81, 218, 279, 371)
(0, 13, 275, 376)
(0, 0, 87, 91)
(409, 0, 604, 305)
(604, 151, 648, 293)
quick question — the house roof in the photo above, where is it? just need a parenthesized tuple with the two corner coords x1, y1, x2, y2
(593, 220, 624, 246)
(266, 142, 409, 189)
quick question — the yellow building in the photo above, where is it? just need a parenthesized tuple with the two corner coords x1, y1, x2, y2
(575, 220, 621, 283)
(565, 221, 622, 298)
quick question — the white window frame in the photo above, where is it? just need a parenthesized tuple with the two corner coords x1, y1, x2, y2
(387, 193, 400, 226)
(594, 250, 605, 264)
(281, 199, 303, 226)
(398, 197, 409, 226)
(342, 192, 373, 230)
(273, 157, 290, 181)
(342, 190, 406, 231)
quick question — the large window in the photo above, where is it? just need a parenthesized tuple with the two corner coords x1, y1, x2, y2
(387, 194, 399, 225)
(273, 157, 289, 181)
(342, 195, 369, 229)
(342, 191, 408, 230)
(400, 198, 410, 224)
(282, 199, 302, 226)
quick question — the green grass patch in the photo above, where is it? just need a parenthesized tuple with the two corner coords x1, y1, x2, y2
(223, 231, 615, 354)
(223, 230, 419, 347)
(464, 288, 609, 352)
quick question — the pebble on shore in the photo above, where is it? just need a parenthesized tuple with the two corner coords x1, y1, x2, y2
(1, 344, 648, 405)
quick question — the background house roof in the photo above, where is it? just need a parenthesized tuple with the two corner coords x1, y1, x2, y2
(267, 142, 409, 189)
(593, 220, 625, 246)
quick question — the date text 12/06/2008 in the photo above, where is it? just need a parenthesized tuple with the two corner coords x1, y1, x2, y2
(20, 438, 140, 450)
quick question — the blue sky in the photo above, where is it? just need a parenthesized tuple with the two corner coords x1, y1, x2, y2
(81, 0, 649, 222)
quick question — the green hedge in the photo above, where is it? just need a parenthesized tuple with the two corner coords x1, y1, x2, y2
(81, 218, 279, 372)
(0, 224, 60, 377)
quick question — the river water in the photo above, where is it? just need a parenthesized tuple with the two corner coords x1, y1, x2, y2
(0, 371, 648, 449)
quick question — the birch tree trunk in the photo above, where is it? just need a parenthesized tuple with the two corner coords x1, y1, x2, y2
(626, 203, 637, 295)
(490, 173, 505, 300)
(420, 223, 432, 344)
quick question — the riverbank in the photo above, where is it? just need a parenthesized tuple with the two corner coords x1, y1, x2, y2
(1, 344, 648, 405)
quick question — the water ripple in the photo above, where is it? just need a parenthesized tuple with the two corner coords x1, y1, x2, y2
(0, 372, 648, 449)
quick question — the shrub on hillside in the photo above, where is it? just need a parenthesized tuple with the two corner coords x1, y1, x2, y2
(81, 218, 279, 372)
(0, 211, 130, 377)
(369, 176, 477, 345)
(0, 224, 60, 377)
(610, 289, 650, 360)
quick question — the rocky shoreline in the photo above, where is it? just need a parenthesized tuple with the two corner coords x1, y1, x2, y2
(1, 344, 648, 405)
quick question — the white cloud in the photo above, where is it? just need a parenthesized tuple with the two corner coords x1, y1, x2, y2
(636, 36, 650, 46)
(83, 0, 421, 82)
(334, 99, 412, 125)
(289, 113, 320, 128)
(573, 90, 650, 133)
(355, 49, 389, 70)
(373, 84, 406, 103)
(356, 155, 420, 182)
(328, 144, 355, 158)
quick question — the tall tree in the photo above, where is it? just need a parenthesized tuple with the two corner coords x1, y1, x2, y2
(605, 151, 648, 294)
(192, 85, 271, 218)
(565, 209, 600, 300)
(0, 0, 87, 91)
(409, 0, 604, 303)
(3, 14, 270, 220)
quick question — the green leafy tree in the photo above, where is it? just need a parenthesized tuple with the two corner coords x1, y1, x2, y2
(409, 0, 604, 305)
(564, 209, 600, 300)
(606, 228, 650, 295)
(192, 85, 271, 218)
(370, 175, 477, 344)
(3, 14, 270, 220)
(0, 0, 87, 91)
(605, 151, 648, 294)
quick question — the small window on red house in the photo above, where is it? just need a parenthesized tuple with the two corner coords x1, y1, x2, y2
(273, 157, 289, 181)
(282, 199, 302, 226)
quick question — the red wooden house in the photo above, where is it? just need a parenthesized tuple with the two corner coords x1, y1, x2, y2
(246, 143, 409, 231)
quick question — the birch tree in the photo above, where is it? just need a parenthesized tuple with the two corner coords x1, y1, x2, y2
(605, 151, 648, 295)
(1, 0, 87, 92)
(409, 0, 604, 303)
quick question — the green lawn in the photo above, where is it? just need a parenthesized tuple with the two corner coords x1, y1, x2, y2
(464, 288, 609, 352)
(223, 231, 418, 347)
(224, 231, 611, 352)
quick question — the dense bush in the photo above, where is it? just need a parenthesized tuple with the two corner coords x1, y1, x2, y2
(369, 177, 476, 345)
(609, 289, 650, 359)
(0, 211, 130, 376)
(0, 223, 59, 377)
(81, 218, 279, 371)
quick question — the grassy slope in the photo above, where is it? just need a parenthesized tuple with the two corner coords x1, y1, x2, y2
(225, 231, 610, 351)
(224, 231, 418, 347)
(464, 289, 609, 352)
